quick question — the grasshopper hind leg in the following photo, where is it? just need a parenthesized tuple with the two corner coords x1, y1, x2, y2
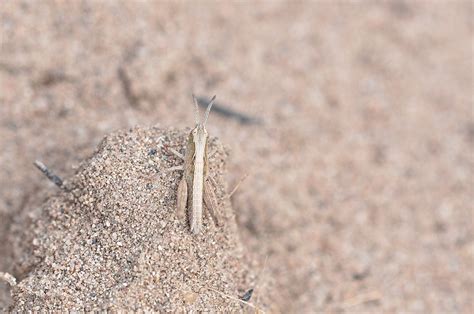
(204, 179, 220, 226)
(177, 178, 188, 220)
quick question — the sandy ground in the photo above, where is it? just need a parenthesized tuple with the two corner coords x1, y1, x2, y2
(0, 1, 473, 312)
(9, 128, 265, 311)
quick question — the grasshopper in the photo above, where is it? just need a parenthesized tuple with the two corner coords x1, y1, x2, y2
(170, 95, 220, 234)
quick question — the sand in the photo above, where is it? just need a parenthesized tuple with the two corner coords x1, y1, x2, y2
(1, 1, 472, 312)
(7, 128, 264, 311)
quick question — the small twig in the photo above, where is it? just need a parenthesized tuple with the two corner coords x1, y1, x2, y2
(0, 272, 17, 287)
(118, 66, 140, 108)
(240, 288, 254, 302)
(34, 160, 64, 189)
(196, 96, 262, 125)
(228, 173, 249, 198)
(166, 165, 184, 173)
(196, 282, 265, 313)
(168, 147, 184, 160)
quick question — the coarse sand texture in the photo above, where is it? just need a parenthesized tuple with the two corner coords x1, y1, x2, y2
(9, 127, 265, 311)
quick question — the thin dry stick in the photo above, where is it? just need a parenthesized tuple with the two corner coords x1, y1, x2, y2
(117, 67, 140, 108)
(195, 96, 262, 125)
(228, 173, 249, 198)
(199, 284, 265, 313)
(168, 147, 184, 159)
(0, 272, 17, 287)
(34, 160, 64, 188)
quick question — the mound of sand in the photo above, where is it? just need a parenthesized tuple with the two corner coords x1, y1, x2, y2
(9, 127, 262, 311)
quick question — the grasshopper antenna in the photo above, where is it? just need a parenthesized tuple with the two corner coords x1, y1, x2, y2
(192, 94, 201, 125)
(203, 95, 216, 125)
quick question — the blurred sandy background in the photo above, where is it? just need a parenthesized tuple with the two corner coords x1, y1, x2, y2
(0, 0, 472, 312)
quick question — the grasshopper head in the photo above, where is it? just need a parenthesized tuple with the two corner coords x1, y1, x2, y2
(191, 94, 215, 144)
(191, 124, 208, 144)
